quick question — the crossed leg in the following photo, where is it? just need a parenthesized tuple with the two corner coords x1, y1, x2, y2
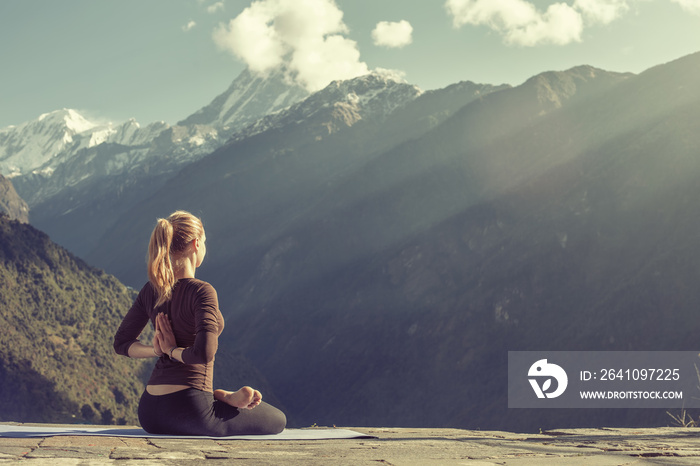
(214, 386, 262, 410)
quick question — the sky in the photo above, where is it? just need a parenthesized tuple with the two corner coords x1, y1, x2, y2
(0, 0, 698, 128)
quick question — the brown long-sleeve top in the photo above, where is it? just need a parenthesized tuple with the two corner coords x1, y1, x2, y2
(113, 278, 224, 393)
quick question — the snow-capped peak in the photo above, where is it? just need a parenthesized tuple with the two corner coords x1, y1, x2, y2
(0, 109, 100, 176)
(178, 67, 310, 135)
(0, 109, 171, 178)
(233, 70, 423, 141)
(37, 108, 97, 135)
(323, 70, 423, 109)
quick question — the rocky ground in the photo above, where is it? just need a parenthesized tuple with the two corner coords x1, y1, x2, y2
(1, 424, 700, 464)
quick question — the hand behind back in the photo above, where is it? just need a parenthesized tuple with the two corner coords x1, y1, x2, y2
(155, 312, 177, 354)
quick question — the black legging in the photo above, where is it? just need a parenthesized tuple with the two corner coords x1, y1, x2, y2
(138, 388, 286, 436)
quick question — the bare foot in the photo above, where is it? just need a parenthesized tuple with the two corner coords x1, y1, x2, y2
(214, 386, 262, 409)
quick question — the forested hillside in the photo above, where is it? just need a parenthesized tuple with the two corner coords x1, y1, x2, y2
(0, 214, 147, 424)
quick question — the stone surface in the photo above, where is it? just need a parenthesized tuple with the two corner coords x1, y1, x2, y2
(1, 424, 700, 465)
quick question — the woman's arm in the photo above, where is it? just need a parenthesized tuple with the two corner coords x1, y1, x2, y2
(114, 285, 152, 357)
(127, 341, 163, 358)
(154, 312, 214, 364)
(155, 302, 219, 365)
(125, 324, 166, 358)
(115, 284, 164, 359)
(179, 284, 221, 364)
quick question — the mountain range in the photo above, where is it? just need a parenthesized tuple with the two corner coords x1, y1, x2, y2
(0, 68, 311, 256)
(2, 51, 700, 430)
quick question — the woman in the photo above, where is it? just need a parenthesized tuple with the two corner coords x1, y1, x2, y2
(113, 210, 286, 436)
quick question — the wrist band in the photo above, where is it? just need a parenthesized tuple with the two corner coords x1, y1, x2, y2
(169, 346, 177, 359)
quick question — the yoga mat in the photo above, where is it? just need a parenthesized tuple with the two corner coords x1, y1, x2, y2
(0, 424, 375, 440)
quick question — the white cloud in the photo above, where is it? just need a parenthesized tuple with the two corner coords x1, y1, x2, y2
(670, 0, 700, 15)
(182, 20, 197, 32)
(508, 3, 583, 46)
(372, 20, 413, 48)
(444, 0, 652, 46)
(213, 2, 285, 71)
(207, 2, 225, 14)
(445, 0, 583, 46)
(446, 0, 542, 31)
(213, 0, 369, 91)
(374, 67, 408, 82)
(573, 0, 630, 24)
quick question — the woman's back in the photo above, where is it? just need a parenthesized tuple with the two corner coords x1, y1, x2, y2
(114, 278, 224, 392)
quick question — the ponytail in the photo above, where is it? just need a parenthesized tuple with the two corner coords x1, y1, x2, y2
(147, 211, 204, 308)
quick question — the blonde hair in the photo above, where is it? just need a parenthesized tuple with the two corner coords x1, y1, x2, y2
(147, 210, 204, 308)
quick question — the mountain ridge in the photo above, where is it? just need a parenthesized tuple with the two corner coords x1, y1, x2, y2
(231, 70, 423, 142)
(178, 67, 310, 133)
(0, 174, 28, 223)
(7, 68, 428, 261)
(84, 70, 506, 287)
(1, 67, 313, 207)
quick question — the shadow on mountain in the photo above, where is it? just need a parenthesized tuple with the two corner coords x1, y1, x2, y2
(0, 359, 82, 423)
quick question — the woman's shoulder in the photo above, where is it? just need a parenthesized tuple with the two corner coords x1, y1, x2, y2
(137, 281, 156, 296)
(132, 282, 156, 310)
(180, 278, 217, 296)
